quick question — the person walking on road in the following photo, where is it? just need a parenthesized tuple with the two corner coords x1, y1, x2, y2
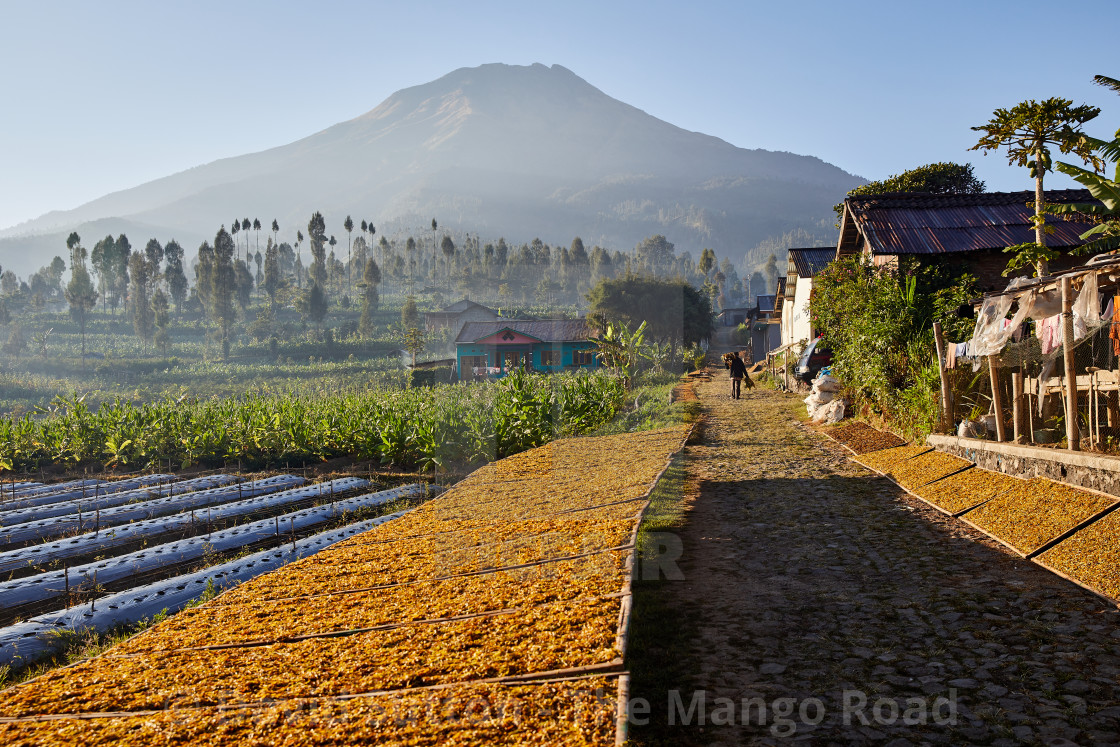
(727, 350, 748, 399)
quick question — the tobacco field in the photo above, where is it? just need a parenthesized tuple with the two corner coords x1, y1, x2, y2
(0, 369, 625, 473)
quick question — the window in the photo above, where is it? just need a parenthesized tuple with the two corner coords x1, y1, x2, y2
(461, 355, 486, 371)
(540, 350, 559, 366)
(573, 350, 595, 365)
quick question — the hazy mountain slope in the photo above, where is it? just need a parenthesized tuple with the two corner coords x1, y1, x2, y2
(0, 63, 861, 277)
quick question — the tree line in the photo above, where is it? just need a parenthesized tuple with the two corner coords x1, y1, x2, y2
(1, 210, 780, 360)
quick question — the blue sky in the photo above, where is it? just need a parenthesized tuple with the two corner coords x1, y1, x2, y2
(1, 0, 1117, 231)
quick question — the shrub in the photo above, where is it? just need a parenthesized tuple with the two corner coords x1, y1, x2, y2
(810, 256, 975, 437)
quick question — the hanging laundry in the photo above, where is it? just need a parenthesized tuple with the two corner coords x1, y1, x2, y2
(945, 342, 957, 369)
(1038, 314, 1062, 356)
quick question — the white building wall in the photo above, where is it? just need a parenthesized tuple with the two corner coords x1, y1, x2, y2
(780, 297, 795, 347)
(790, 278, 814, 346)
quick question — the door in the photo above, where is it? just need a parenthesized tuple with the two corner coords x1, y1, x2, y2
(503, 351, 520, 370)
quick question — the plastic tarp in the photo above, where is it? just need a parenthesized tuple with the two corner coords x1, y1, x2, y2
(0, 475, 175, 512)
(0, 484, 437, 613)
(0, 476, 385, 575)
(970, 278, 1031, 357)
(0, 475, 305, 546)
(0, 512, 410, 668)
(973, 273, 1104, 359)
(1072, 271, 1100, 340)
(0, 475, 239, 527)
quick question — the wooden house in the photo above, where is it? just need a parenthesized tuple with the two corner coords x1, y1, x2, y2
(752, 294, 781, 360)
(425, 299, 500, 337)
(455, 320, 600, 379)
(717, 307, 753, 327)
(835, 190, 1102, 291)
(781, 247, 834, 348)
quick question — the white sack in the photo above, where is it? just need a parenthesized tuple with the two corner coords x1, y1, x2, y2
(812, 398, 845, 424)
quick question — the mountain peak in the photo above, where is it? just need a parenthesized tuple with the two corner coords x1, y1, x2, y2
(0, 63, 862, 277)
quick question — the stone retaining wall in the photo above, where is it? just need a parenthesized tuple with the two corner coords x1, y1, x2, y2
(927, 435, 1120, 498)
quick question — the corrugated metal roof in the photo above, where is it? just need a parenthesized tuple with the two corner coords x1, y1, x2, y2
(456, 319, 592, 344)
(776, 277, 787, 297)
(845, 189, 1101, 255)
(789, 248, 834, 277)
(441, 299, 495, 314)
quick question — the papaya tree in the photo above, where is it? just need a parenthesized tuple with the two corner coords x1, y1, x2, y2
(970, 97, 1102, 277)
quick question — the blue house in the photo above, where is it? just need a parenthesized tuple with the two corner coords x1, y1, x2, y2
(455, 320, 600, 379)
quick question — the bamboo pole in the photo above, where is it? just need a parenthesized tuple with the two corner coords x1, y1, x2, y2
(1062, 277, 1080, 451)
(1012, 368, 1024, 443)
(933, 322, 953, 432)
(988, 355, 1006, 442)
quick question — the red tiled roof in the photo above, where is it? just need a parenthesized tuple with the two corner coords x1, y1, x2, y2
(456, 319, 592, 344)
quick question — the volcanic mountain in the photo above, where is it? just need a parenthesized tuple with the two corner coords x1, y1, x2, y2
(0, 63, 861, 276)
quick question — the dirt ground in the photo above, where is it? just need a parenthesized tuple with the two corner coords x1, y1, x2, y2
(642, 378, 1120, 746)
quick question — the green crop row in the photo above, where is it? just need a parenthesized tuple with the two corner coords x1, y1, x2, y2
(0, 369, 625, 473)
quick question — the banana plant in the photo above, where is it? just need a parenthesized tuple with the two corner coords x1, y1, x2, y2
(590, 320, 648, 389)
(1052, 75, 1120, 254)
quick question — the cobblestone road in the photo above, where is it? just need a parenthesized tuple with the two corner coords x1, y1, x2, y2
(660, 380, 1120, 746)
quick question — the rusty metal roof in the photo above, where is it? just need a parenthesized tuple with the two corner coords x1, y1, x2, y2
(789, 248, 834, 276)
(456, 319, 592, 344)
(845, 189, 1101, 255)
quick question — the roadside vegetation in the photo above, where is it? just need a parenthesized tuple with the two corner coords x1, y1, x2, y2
(811, 256, 975, 438)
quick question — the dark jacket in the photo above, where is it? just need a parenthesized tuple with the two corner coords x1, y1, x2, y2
(728, 356, 747, 378)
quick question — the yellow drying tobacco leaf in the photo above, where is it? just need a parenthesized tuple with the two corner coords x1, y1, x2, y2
(853, 444, 929, 474)
(912, 467, 1023, 514)
(0, 677, 619, 747)
(3, 600, 621, 717)
(890, 451, 972, 490)
(1036, 509, 1120, 601)
(827, 422, 907, 454)
(212, 521, 633, 605)
(120, 551, 630, 653)
(966, 479, 1117, 554)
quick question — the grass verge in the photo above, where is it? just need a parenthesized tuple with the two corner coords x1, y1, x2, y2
(625, 445, 701, 746)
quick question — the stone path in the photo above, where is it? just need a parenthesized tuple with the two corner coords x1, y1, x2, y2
(648, 380, 1120, 746)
